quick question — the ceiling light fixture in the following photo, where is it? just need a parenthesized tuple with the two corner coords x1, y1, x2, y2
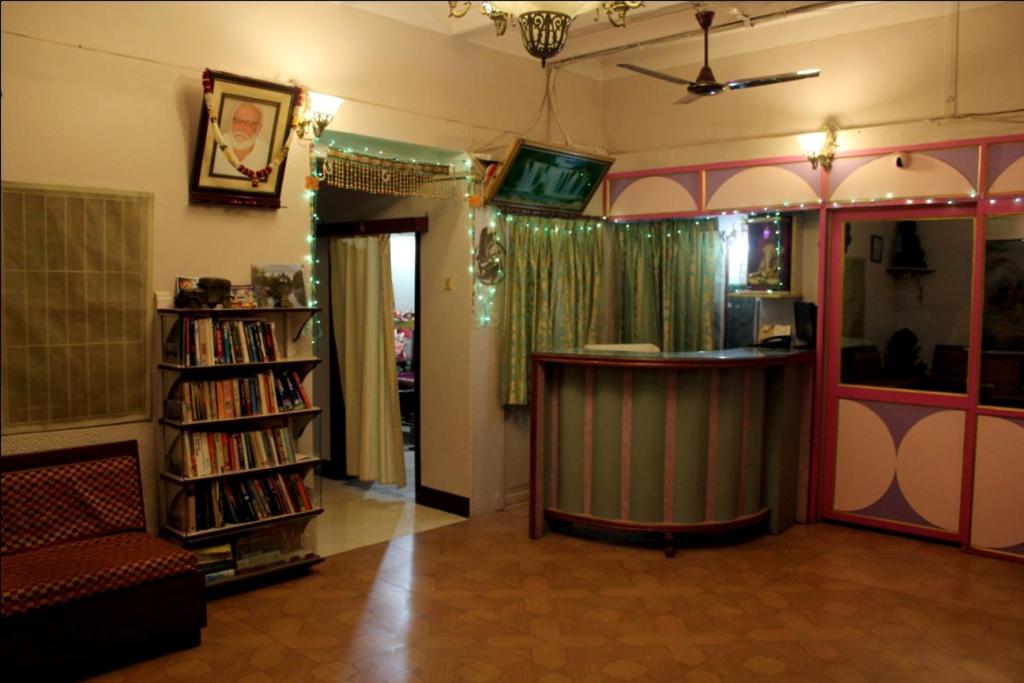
(448, 1, 645, 67)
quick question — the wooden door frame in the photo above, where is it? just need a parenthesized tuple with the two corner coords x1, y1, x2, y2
(316, 216, 427, 505)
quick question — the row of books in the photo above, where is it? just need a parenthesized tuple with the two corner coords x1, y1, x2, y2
(168, 370, 312, 423)
(176, 427, 298, 478)
(194, 538, 314, 584)
(169, 472, 314, 532)
(165, 317, 278, 366)
(193, 542, 235, 577)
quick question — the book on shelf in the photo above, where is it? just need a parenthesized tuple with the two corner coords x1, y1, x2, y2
(290, 371, 312, 409)
(176, 427, 297, 477)
(235, 550, 283, 572)
(194, 542, 234, 566)
(204, 567, 237, 584)
(164, 318, 282, 367)
(234, 523, 311, 574)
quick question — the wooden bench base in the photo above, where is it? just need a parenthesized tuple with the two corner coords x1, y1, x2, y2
(2, 554, 206, 680)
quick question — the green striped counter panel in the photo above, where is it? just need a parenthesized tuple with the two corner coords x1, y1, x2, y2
(529, 348, 814, 545)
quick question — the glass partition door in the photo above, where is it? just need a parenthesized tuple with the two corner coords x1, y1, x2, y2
(823, 207, 977, 542)
(980, 215, 1024, 410)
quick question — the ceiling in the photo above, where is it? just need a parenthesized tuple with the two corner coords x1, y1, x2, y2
(341, 1, 991, 79)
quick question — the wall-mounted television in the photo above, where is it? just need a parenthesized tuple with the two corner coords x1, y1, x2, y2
(483, 138, 614, 215)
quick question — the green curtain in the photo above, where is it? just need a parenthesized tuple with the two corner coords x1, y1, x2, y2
(500, 214, 606, 405)
(615, 218, 723, 351)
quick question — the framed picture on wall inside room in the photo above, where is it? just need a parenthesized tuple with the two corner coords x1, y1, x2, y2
(484, 138, 614, 216)
(871, 235, 884, 263)
(189, 70, 301, 209)
(746, 214, 792, 292)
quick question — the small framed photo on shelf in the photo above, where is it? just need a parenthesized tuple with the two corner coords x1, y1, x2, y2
(189, 70, 301, 209)
(745, 215, 792, 292)
(228, 284, 257, 308)
(174, 275, 200, 308)
(175, 275, 199, 296)
(251, 264, 307, 308)
(871, 235, 884, 263)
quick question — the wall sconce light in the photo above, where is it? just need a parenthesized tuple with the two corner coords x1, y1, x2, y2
(448, 1, 645, 67)
(295, 91, 343, 140)
(798, 123, 837, 171)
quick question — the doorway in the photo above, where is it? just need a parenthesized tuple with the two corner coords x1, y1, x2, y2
(313, 216, 462, 556)
(314, 215, 425, 499)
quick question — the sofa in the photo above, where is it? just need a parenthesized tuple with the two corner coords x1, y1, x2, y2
(1, 440, 206, 680)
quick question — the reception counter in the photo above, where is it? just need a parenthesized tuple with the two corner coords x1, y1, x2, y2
(529, 348, 814, 553)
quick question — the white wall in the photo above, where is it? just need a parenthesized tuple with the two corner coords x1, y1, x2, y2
(2, 1, 1020, 524)
(0, 1, 603, 521)
(602, 2, 1024, 169)
(390, 233, 416, 314)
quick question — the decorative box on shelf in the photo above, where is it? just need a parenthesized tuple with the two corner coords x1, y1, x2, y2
(156, 306, 324, 591)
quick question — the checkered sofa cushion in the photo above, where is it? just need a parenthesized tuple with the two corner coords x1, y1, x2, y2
(1, 532, 197, 617)
(1, 454, 145, 554)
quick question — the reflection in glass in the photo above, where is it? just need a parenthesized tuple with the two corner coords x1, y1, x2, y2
(840, 218, 973, 393)
(980, 215, 1024, 408)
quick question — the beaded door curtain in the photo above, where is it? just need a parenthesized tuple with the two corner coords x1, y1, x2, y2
(323, 149, 455, 199)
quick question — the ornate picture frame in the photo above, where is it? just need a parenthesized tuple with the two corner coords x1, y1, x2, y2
(189, 70, 300, 209)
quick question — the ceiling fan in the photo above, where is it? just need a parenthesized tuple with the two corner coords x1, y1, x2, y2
(618, 9, 820, 104)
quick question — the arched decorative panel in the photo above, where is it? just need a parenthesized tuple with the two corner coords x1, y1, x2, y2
(832, 399, 963, 532)
(705, 166, 818, 211)
(608, 176, 698, 216)
(988, 141, 1024, 194)
(831, 150, 978, 202)
(971, 415, 1024, 558)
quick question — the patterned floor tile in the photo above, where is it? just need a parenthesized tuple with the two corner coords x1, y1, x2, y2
(84, 505, 1024, 682)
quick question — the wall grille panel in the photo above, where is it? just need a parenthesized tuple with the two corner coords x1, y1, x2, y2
(2, 183, 152, 433)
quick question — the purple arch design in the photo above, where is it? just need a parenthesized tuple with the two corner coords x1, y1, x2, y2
(1000, 542, 1024, 555)
(705, 167, 743, 200)
(609, 177, 640, 208)
(827, 155, 876, 194)
(609, 173, 700, 211)
(778, 161, 820, 193)
(705, 165, 815, 205)
(987, 141, 1024, 188)
(859, 400, 945, 452)
(920, 147, 979, 187)
(671, 173, 702, 206)
(851, 476, 938, 530)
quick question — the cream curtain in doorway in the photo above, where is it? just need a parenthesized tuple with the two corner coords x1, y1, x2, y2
(329, 236, 406, 487)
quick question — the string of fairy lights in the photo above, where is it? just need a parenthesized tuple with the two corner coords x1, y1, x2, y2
(464, 159, 502, 327)
(302, 149, 1023, 338)
(303, 138, 324, 343)
(302, 147, 501, 332)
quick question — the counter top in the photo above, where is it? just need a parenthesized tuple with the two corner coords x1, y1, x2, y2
(532, 347, 814, 369)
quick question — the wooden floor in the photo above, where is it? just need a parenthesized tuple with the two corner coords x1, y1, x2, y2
(91, 506, 1024, 682)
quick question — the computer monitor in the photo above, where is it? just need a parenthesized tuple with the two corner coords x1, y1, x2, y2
(793, 301, 817, 349)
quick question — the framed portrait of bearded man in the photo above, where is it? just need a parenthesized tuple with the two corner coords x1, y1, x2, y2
(189, 70, 301, 209)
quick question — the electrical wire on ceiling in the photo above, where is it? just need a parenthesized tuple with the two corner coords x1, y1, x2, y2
(470, 65, 577, 157)
(548, 1, 851, 69)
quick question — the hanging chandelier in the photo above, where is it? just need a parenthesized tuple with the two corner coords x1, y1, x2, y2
(448, 1, 645, 67)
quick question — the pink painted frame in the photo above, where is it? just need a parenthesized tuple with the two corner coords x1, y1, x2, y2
(597, 133, 1024, 559)
(820, 204, 976, 541)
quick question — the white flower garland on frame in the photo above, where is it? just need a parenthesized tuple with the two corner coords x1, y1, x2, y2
(201, 69, 306, 188)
